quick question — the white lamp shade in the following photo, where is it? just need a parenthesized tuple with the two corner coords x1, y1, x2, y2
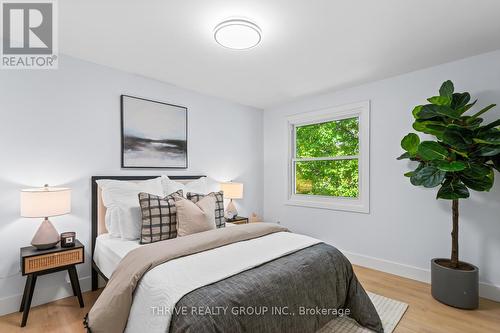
(20, 187, 71, 218)
(220, 182, 244, 199)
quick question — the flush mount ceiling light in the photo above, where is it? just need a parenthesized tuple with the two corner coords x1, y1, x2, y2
(214, 19, 261, 50)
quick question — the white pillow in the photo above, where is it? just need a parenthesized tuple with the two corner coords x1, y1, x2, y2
(103, 207, 121, 238)
(161, 175, 209, 196)
(96, 177, 164, 240)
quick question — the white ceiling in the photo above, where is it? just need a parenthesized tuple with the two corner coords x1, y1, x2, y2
(60, 0, 500, 109)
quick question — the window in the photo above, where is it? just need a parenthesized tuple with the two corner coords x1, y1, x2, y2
(286, 101, 370, 213)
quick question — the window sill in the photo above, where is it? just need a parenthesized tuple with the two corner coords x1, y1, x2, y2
(285, 197, 369, 214)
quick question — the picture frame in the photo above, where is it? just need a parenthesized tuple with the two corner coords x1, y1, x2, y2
(120, 95, 188, 169)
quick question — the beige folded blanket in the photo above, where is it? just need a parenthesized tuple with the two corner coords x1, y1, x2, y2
(86, 223, 288, 333)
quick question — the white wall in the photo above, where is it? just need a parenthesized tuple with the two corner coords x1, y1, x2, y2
(0, 55, 263, 315)
(263, 50, 500, 302)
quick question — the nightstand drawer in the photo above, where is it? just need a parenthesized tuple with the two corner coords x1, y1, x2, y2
(225, 216, 249, 225)
(23, 248, 83, 274)
(230, 219, 248, 225)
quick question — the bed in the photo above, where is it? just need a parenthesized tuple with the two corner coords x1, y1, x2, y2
(88, 176, 383, 333)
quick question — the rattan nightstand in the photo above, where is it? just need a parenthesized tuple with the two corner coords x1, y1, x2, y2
(19, 240, 84, 327)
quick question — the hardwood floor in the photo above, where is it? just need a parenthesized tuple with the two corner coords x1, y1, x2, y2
(0, 266, 498, 332)
(354, 266, 500, 333)
(0, 290, 101, 333)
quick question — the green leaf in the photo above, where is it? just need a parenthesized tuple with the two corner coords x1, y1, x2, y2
(409, 163, 425, 185)
(457, 99, 477, 115)
(417, 141, 449, 160)
(474, 145, 500, 157)
(479, 119, 500, 132)
(412, 105, 423, 118)
(413, 105, 433, 119)
(451, 92, 470, 110)
(417, 104, 461, 120)
(473, 139, 495, 145)
(410, 176, 422, 186)
(473, 129, 500, 145)
(435, 160, 466, 172)
(462, 163, 492, 177)
(461, 165, 494, 191)
(397, 152, 411, 160)
(427, 96, 451, 106)
(404, 171, 414, 177)
(442, 126, 473, 150)
(413, 120, 446, 138)
(449, 148, 469, 158)
(468, 104, 496, 121)
(401, 133, 420, 154)
(439, 80, 454, 98)
(437, 178, 470, 200)
(459, 116, 483, 130)
(411, 166, 446, 188)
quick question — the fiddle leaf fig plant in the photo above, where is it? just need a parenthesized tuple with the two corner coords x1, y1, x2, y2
(398, 80, 499, 269)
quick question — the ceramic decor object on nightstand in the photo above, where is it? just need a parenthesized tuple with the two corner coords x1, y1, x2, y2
(19, 239, 84, 327)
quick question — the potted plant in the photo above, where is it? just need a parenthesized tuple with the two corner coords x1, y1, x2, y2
(398, 80, 499, 309)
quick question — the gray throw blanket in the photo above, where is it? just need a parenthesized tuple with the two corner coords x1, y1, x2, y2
(170, 243, 383, 333)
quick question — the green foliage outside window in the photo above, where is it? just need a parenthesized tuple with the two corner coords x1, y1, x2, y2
(294, 117, 360, 197)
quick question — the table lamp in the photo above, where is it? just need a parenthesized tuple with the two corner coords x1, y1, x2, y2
(220, 182, 243, 220)
(20, 185, 71, 250)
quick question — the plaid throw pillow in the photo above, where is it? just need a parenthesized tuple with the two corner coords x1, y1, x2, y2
(138, 190, 183, 244)
(186, 191, 225, 228)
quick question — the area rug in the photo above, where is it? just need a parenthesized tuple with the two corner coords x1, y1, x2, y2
(317, 292, 408, 333)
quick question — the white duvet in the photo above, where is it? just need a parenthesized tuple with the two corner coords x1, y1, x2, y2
(124, 231, 321, 333)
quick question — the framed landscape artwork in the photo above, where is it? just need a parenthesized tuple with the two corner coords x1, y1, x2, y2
(121, 95, 188, 168)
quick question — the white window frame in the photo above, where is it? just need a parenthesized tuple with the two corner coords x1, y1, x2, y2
(286, 101, 370, 213)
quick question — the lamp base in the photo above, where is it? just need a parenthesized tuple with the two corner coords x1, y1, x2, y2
(225, 199, 238, 220)
(31, 218, 60, 250)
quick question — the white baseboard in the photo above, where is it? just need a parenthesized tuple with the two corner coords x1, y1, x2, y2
(479, 282, 500, 303)
(342, 249, 500, 303)
(0, 275, 91, 317)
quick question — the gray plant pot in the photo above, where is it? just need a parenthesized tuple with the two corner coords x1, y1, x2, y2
(431, 258, 479, 309)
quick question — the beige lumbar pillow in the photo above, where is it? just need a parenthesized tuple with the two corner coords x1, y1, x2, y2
(174, 195, 216, 237)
